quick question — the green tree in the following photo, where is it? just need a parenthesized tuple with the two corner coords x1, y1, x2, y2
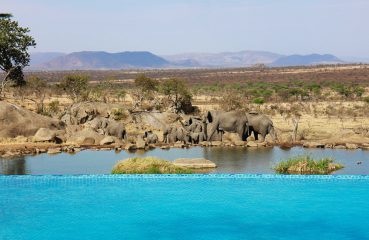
(160, 78, 192, 113)
(131, 74, 159, 110)
(61, 74, 89, 102)
(134, 74, 158, 93)
(0, 14, 36, 98)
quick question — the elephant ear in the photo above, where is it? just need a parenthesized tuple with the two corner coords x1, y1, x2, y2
(206, 111, 214, 123)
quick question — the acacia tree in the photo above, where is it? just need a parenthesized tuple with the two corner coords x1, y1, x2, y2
(61, 74, 89, 102)
(160, 78, 193, 113)
(0, 14, 36, 98)
(131, 74, 159, 110)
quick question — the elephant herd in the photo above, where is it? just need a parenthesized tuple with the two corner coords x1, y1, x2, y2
(162, 110, 277, 145)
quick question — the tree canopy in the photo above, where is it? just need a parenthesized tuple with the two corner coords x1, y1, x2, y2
(0, 14, 36, 97)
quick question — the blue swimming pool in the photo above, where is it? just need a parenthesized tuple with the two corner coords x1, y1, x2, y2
(1, 175, 369, 240)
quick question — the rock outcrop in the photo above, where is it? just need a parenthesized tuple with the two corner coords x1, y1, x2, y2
(173, 158, 217, 169)
(0, 102, 64, 138)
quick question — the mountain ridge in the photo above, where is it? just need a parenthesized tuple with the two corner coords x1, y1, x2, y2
(33, 51, 169, 70)
(29, 51, 345, 70)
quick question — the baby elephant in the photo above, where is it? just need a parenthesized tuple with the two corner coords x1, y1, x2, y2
(143, 131, 159, 144)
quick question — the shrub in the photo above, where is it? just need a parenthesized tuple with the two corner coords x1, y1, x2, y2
(48, 100, 60, 114)
(274, 155, 343, 175)
(220, 91, 243, 111)
(252, 97, 265, 104)
(111, 107, 127, 120)
(112, 157, 193, 174)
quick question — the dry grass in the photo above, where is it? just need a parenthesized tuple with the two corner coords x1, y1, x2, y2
(274, 155, 344, 175)
(112, 157, 193, 174)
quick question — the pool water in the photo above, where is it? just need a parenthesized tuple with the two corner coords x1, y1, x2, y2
(1, 175, 369, 240)
(1, 147, 369, 175)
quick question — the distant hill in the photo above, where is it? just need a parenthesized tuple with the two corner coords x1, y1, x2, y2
(163, 51, 282, 68)
(271, 54, 343, 67)
(29, 51, 345, 70)
(29, 52, 66, 67)
(36, 51, 170, 70)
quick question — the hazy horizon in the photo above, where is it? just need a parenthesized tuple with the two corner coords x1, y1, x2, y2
(2, 0, 369, 60)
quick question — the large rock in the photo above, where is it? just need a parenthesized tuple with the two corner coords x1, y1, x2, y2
(33, 128, 64, 143)
(125, 143, 137, 151)
(210, 141, 222, 146)
(47, 148, 62, 154)
(136, 138, 147, 149)
(346, 143, 358, 150)
(100, 136, 115, 145)
(132, 112, 179, 129)
(303, 142, 325, 148)
(247, 141, 258, 147)
(0, 102, 64, 138)
(67, 128, 104, 145)
(173, 158, 217, 169)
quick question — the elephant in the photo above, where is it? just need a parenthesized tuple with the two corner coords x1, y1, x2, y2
(183, 116, 205, 133)
(163, 125, 177, 143)
(246, 112, 277, 142)
(183, 116, 207, 142)
(163, 125, 191, 144)
(85, 117, 109, 131)
(143, 131, 159, 144)
(206, 111, 249, 141)
(105, 121, 127, 140)
(189, 132, 206, 144)
(84, 117, 126, 140)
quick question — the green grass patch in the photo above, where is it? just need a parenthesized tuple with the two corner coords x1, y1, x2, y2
(112, 157, 193, 174)
(274, 155, 344, 175)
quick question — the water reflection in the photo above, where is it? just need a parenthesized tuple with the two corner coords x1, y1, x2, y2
(0, 156, 26, 175)
(0, 147, 368, 175)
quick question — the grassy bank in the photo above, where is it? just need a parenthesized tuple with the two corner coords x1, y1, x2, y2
(112, 157, 193, 174)
(274, 155, 344, 175)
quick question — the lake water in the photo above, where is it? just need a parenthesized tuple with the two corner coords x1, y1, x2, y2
(1, 147, 368, 175)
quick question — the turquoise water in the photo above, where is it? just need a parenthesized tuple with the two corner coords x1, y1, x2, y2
(1, 175, 369, 240)
(1, 147, 369, 175)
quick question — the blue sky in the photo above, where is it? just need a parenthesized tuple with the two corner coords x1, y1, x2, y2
(1, 0, 369, 58)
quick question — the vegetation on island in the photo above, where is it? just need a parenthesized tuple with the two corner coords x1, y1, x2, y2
(112, 157, 193, 174)
(274, 155, 344, 175)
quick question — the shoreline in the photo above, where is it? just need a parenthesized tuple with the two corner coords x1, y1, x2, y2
(1, 140, 369, 159)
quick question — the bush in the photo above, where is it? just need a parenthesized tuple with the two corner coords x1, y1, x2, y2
(252, 97, 265, 104)
(220, 91, 243, 111)
(112, 157, 193, 174)
(111, 107, 127, 120)
(274, 155, 343, 175)
(48, 100, 60, 114)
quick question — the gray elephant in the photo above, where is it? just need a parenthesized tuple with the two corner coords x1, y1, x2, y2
(189, 132, 206, 144)
(163, 125, 176, 143)
(163, 125, 190, 144)
(206, 111, 249, 141)
(105, 121, 127, 140)
(246, 112, 277, 142)
(143, 131, 159, 144)
(183, 116, 207, 143)
(85, 117, 109, 131)
(183, 116, 205, 133)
